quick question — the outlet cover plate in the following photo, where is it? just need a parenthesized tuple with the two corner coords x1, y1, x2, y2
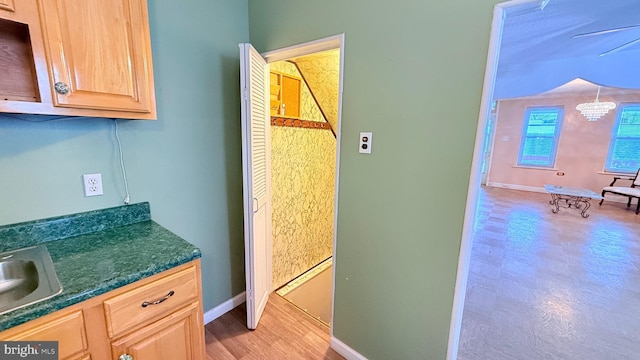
(359, 132, 372, 154)
(83, 173, 104, 197)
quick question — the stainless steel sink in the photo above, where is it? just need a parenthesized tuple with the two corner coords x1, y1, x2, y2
(0, 245, 63, 315)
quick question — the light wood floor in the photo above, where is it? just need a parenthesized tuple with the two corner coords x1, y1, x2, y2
(205, 294, 344, 360)
(206, 186, 640, 359)
(458, 187, 640, 360)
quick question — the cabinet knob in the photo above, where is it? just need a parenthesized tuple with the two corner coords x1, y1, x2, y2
(54, 82, 70, 95)
(119, 354, 133, 360)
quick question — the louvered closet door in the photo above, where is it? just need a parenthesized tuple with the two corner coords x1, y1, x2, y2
(239, 43, 272, 329)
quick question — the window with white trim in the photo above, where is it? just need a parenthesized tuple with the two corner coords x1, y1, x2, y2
(606, 104, 640, 174)
(518, 106, 563, 168)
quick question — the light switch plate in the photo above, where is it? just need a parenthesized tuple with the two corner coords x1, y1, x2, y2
(359, 132, 372, 154)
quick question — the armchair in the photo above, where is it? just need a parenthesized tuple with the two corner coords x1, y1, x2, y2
(599, 168, 640, 214)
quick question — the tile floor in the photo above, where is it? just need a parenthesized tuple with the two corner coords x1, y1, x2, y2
(458, 186, 640, 360)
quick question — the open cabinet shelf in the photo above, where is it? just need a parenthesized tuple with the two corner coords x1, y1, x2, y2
(270, 71, 301, 118)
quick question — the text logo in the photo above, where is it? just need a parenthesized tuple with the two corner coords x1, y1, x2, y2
(1, 341, 58, 359)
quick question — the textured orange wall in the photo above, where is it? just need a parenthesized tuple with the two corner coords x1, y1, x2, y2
(488, 91, 640, 193)
(269, 60, 336, 288)
(294, 50, 340, 134)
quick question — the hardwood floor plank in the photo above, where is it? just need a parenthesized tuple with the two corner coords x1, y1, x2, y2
(204, 327, 237, 360)
(459, 186, 640, 360)
(205, 294, 343, 360)
(206, 312, 254, 358)
(207, 186, 640, 359)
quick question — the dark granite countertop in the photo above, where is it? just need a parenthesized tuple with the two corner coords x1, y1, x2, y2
(0, 203, 201, 332)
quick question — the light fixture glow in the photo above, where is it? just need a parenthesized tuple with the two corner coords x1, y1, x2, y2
(576, 86, 616, 121)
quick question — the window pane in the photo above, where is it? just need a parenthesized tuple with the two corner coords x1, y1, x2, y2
(518, 107, 561, 167)
(528, 111, 558, 124)
(526, 124, 557, 136)
(609, 138, 640, 172)
(616, 107, 640, 137)
(607, 104, 640, 173)
(521, 136, 554, 165)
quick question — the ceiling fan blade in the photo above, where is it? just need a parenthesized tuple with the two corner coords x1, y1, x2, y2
(540, 0, 551, 10)
(572, 24, 640, 38)
(600, 37, 640, 57)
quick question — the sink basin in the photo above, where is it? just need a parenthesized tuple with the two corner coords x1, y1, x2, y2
(0, 245, 63, 315)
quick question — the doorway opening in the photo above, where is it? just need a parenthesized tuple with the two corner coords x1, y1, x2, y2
(240, 34, 345, 331)
(267, 48, 341, 326)
(450, 0, 640, 358)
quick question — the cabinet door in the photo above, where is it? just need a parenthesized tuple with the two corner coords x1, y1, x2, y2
(38, 0, 155, 114)
(269, 72, 301, 118)
(110, 303, 205, 360)
(281, 75, 300, 118)
(2, 310, 89, 360)
(0, 0, 15, 12)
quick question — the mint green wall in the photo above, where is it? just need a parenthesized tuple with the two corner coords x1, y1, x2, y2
(0, 0, 249, 311)
(249, 1, 501, 359)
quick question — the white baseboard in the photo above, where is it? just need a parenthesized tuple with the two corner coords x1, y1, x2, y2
(203, 291, 246, 325)
(486, 182, 632, 204)
(330, 337, 368, 360)
(485, 182, 546, 194)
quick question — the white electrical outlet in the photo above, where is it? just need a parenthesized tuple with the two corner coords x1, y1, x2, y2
(83, 173, 104, 196)
(359, 132, 372, 154)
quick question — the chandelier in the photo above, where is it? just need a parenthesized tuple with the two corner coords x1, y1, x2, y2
(575, 86, 616, 121)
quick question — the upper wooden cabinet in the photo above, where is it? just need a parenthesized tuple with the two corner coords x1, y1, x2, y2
(39, 0, 155, 114)
(0, 0, 156, 119)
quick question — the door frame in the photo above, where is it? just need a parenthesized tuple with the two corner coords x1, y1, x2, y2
(446, 1, 534, 359)
(261, 33, 345, 335)
(480, 102, 498, 186)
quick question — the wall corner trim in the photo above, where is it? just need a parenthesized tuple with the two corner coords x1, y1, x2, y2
(330, 337, 369, 360)
(203, 291, 246, 325)
(447, 1, 510, 359)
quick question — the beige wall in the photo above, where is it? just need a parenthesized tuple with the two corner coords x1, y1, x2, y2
(488, 91, 640, 193)
(270, 60, 336, 288)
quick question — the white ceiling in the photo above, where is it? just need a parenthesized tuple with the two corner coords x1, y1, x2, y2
(494, 0, 640, 99)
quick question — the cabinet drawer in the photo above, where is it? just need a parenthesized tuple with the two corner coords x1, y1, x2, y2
(104, 266, 198, 338)
(4, 311, 88, 359)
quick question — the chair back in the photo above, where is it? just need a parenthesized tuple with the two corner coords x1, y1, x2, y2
(634, 168, 640, 187)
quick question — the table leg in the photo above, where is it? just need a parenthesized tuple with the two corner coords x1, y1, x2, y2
(549, 193, 560, 214)
(579, 197, 592, 218)
(547, 193, 594, 218)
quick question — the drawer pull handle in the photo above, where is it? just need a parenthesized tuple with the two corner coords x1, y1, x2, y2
(119, 354, 133, 360)
(141, 290, 175, 307)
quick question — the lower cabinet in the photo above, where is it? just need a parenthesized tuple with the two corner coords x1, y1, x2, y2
(3, 310, 89, 360)
(0, 260, 205, 360)
(111, 303, 202, 360)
